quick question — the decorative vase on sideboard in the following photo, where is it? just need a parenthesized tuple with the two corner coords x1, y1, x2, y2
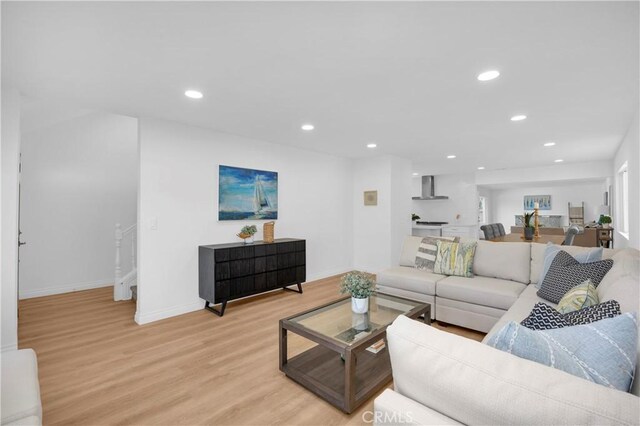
(524, 227, 534, 241)
(351, 297, 369, 314)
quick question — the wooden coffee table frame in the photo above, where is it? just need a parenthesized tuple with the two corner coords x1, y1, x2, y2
(279, 295, 431, 413)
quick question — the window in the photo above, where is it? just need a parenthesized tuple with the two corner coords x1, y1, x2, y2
(617, 162, 629, 236)
(478, 196, 487, 224)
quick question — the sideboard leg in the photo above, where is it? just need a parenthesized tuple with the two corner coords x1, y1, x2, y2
(283, 283, 303, 294)
(204, 300, 227, 316)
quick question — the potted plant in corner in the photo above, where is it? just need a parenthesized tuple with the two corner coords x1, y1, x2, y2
(523, 212, 535, 241)
(599, 214, 612, 229)
(340, 271, 375, 314)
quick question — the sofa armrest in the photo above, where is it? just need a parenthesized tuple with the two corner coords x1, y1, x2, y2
(373, 389, 462, 425)
(387, 316, 640, 426)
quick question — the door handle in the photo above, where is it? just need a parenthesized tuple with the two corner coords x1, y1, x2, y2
(18, 241, 26, 246)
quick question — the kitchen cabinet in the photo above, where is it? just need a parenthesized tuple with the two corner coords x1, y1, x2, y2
(412, 226, 442, 237)
(441, 225, 477, 239)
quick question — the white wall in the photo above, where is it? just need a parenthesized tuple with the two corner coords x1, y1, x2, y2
(476, 161, 612, 186)
(352, 156, 411, 273)
(613, 110, 639, 249)
(136, 118, 353, 324)
(490, 182, 607, 230)
(1, 88, 20, 351)
(19, 111, 137, 298)
(411, 173, 478, 226)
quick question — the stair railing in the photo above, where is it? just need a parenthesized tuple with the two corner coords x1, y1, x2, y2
(114, 223, 137, 301)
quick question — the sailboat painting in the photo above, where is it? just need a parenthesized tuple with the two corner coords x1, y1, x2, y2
(218, 165, 278, 221)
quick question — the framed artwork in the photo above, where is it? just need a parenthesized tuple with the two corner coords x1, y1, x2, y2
(218, 165, 278, 220)
(524, 195, 551, 210)
(364, 190, 378, 206)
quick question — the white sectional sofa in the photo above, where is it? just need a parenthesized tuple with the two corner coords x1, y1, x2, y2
(377, 236, 617, 332)
(1, 349, 42, 426)
(374, 237, 640, 425)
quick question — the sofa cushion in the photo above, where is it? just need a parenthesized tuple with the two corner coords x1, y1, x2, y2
(473, 240, 531, 284)
(415, 236, 459, 272)
(537, 251, 613, 304)
(433, 240, 476, 278)
(556, 279, 599, 314)
(399, 236, 424, 267)
(0, 349, 42, 425)
(387, 315, 640, 425)
(436, 275, 526, 310)
(488, 313, 638, 392)
(597, 248, 640, 313)
(520, 300, 621, 331)
(537, 243, 603, 289)
(563, 300, 621, 326)
(520, 302, 568, 330)
(376, 266, 444, 296)
(530, 243, 617, 285)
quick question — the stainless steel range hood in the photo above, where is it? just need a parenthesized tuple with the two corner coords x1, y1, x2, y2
(412, 175, 449, 200)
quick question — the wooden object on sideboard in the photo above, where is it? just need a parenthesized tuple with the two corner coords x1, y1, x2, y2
(510, 226, 598, 247)
(199, 238, 306, 316)
(597, 227, 614, 249)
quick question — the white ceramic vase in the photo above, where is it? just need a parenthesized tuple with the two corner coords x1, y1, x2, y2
(351, 297, 369, 314)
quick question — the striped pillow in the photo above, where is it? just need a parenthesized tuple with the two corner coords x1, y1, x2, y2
(556, 279, 599, 314)
(415, 236, 459, 272)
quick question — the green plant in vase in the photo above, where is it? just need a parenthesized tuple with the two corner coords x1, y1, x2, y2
(340, 271, 375, 313)
(523, 212, 535, 241)
(599, 215, 612, 228)
(237, 225, 257, 244)
(411, 213, 421, 221)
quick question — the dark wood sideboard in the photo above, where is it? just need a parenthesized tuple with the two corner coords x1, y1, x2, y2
(199, 238, 306, 316)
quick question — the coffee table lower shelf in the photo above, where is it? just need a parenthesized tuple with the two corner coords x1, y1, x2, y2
(281, 344, 391, 413)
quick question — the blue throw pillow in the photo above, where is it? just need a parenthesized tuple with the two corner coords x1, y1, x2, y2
(537, 243, 603, 288)
(487, 313, 637, 392)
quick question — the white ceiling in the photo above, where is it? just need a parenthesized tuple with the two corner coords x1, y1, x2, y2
(3, 1, 638, 173)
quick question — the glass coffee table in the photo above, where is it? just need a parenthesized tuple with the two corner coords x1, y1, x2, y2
(278, 293, 431, 413)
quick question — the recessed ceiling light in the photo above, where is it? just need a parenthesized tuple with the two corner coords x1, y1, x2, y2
(477, 166, 485, 170)
(554, 159, 564, 163)
(184, 90, 203, 99)
(477, 70, 500, 81)
(544, 142, 556, 147)
(447, 155, 456, 159)
(412, 172, 419, 176)
(510, 115, 527, 121)
(301, 124, 314, 131)
(367, 143, 377, 149)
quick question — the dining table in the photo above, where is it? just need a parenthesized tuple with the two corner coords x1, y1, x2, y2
(490, 233, 565, 244)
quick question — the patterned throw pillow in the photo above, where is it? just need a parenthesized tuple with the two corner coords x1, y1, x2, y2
(489, 313, 638, 392)
(520, 300, 621, 330)
(556, 279, 599, 314)
(537, 243, 603, 288)
(415, 236, 459, 272)
(433, 240, 477, 278)
(537, 250, 613, 304)
(563, 300, 621, 326)
(520, 302, 569, 330)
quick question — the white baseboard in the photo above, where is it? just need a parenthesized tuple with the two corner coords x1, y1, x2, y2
(133, 266, 353, 325)
(306, 266, 353, 283)
(135, 301, 203, 325)
(19, 279, 113, 299)
(1, 343, 18, 352)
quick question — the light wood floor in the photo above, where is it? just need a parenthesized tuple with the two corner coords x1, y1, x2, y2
(18, 276, 484, 426)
